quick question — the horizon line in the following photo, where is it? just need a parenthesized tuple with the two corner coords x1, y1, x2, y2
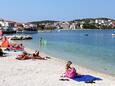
(1, 17, 115, 23)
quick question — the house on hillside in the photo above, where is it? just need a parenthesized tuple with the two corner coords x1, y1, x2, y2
(15, 23, 24, 31)
(60, 22, 70, 29)
(70, 23, 76, 29)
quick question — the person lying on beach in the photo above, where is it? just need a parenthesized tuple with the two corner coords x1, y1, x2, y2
(16, 51, 31, 60)
(16, 51, 46, 60)
(5, 43, 24, 51)
(14, 43, 24, 49)
(11, 43, 24, 49)
(32, 51, 46, 60)
(64, 61, 78, 78)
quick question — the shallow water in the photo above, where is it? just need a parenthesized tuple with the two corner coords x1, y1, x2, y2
(15, 29, 115, 76)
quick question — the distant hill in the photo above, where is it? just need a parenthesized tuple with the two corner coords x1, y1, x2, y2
(72, 18, 114, 22)
(29, 20, 59, 24)
(29, 18, 115, 24)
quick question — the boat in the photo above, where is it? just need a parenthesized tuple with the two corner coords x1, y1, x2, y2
(112, 33, 115, 36)
(52, 29, 61, 32)
(84, 34, 88, 36)
(2, 27, 16, 34)
(57, 29, 61, 32)
(16, 27, 38, 34)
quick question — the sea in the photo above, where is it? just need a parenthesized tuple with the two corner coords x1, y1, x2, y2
(15, 29, 115, 76)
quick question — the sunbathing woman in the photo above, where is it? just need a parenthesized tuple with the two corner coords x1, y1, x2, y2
(5, 43, 24, 51)
(64, 61, 78, 78)
(32, 51, 46, 60)
(16, 51, 31, 60)
(11, 43, 24, 51)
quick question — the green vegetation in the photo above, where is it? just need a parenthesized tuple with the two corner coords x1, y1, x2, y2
(83, 23, 97, 29)
(30, 20, 58, 24)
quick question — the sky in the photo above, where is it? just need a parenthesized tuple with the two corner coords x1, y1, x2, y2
(0, 0, 114, 22)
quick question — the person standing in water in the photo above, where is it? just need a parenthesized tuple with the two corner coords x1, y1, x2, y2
(39, 37, 47, 48)
(39, 37, 43, 48)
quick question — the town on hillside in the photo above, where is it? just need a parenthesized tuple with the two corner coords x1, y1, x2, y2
(0, 18, 115, 33)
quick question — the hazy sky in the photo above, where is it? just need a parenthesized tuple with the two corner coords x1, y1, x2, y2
(0, 0, 114, 22)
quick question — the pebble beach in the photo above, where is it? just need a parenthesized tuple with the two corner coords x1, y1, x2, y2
(0, 47, 115, 86)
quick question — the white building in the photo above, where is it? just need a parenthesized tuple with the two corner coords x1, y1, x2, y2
(0, 21, 5, 27)
(60, 22, 70, 29)
(95, 19, 112, 26)
(80, 24, 83, 29)
(70, 23, 76, 29)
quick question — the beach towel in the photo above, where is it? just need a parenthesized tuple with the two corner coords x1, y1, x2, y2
(72, 75, 102, 82)
(3, 50, 22, 58)
(4, 47, 24, 52)
(10, 47, 24, 51)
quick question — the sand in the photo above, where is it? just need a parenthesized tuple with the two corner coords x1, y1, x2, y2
(0, 47, 115, 86)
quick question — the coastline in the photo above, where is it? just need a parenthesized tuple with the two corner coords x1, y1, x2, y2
(28, 47, 115, 78)
(0, 46, 115, 86)
(25, 47, 115, 85)
(26, 47, 115, 79)
(38, 29, 115, 32)
(37, 51, 114, 78)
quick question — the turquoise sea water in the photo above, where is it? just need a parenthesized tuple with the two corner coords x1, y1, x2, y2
(16, 30, 115, 76)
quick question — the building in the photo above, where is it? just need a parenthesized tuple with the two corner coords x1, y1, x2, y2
(70, 23, 76, 29)
(60, 22, 70, 29)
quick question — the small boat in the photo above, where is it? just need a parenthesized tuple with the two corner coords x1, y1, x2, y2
(112, 34, 115, 36)
(52, 29, 61, 32)
(57, 29, 61, 32)
(84, 34, 88, 36)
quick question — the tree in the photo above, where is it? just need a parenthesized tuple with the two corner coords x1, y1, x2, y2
(83, 23, 97, 29)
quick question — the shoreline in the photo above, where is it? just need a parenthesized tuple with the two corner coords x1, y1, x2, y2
(25, 47, 115, 86)
(25, 47, 115, 80)
(0, 46, 115, 86)
(38, 29, 115, 32)
(26, 47, 115, 79)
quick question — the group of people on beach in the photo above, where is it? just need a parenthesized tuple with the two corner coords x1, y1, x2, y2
(0, 36, 23, 56)
(0, 36, 50, 60)
(0, 36, 79, 81)
(0, 36, 24, 51)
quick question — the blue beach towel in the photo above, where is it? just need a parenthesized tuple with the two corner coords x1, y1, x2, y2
(73, 75, 102, 82)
